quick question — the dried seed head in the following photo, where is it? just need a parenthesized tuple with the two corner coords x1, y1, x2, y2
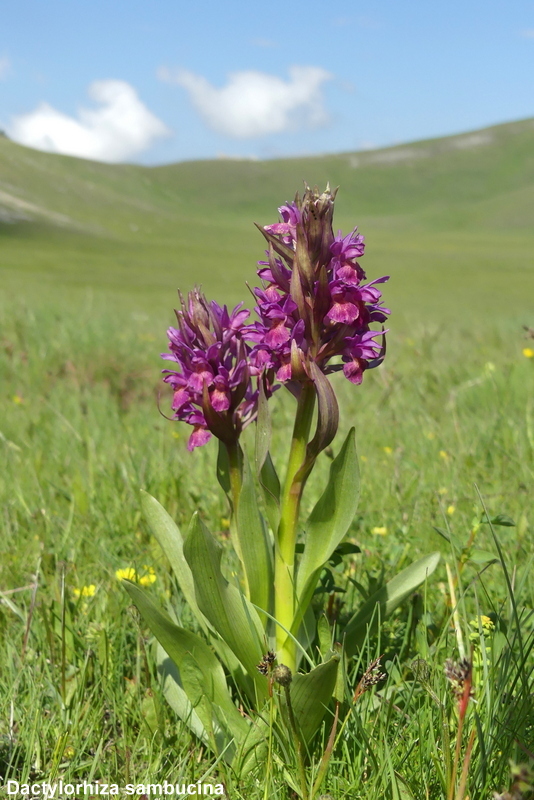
(444, 657, 473, 700)
(353, 656, 386, 701)
(360, 656, 387, 690)
(272, 664, 293, 687)
(256, 651, 277, 675)
(411, 657, 430, 683)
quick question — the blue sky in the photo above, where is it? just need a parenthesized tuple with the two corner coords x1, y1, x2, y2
(1, 0, 533, 164)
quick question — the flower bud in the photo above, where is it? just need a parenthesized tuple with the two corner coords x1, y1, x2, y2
(300, 183, 337, 271)
(272, 664, 293, 686)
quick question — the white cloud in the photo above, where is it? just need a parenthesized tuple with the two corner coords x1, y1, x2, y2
(0, 55, 11, 80)
(159, 66, 332, 139)
(9, 80, 170, 162)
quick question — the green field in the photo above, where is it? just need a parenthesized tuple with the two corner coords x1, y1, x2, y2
(1, 120, 533, 798)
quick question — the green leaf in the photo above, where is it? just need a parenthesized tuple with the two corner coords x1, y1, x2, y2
(289, 656, 339, 745)
(232, 715, 270, 777)
(317, 614, 332, 659)
(255, 378, 271, 475)
(466, 549, 499, 565)
(123, 580, 248, 745)
(432, 526, 463, 550)
(484, 513, 516, 527)
(140, 491, 206, 632)
(344, 553, 441, 656)
(155, 643, 210, 746)
(183, 513, 267, 695)
(259, 453, 281, 532)
(294, 428, 359, 629)
(216, 441, 231, 496)
(235, 456, 273, 621)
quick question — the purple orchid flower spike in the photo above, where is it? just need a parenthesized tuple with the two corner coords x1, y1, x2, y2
(162, 288, 266, 451)
(247, 184, 390, 452)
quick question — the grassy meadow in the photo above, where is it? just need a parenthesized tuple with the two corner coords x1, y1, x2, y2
(1, 119, 534, 798)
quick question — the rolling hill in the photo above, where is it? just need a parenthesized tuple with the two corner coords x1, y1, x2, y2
(1, 118, 533, 326)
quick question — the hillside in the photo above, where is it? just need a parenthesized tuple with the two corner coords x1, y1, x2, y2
(1, 118, 533, 325)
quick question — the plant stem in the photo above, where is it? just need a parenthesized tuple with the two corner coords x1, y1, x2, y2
(311, 700, 340, 800)
(225, 441, 243, 514)
(275, 382, 316, 668)
(455, 727, 476, 800)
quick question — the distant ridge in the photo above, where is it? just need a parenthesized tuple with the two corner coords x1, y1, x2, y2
(1, 115, 533, 325)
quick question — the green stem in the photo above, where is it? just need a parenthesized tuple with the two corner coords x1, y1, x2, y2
(226, 441, 243, 514)
(275, 382, 316, 669)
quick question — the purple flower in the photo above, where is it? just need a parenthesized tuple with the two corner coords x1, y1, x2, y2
(246, 184, 389, 389)
(163, 289, 265, 450)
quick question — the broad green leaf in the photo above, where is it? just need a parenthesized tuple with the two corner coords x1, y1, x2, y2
(123, 580, 248, 743)
(297, 428, 359, 605)
(344, 552, 441, 656)
(232, 714, 270, 777)
(467, 549, 498, 565)
(210, 636, 256, 703)
(183, 513, 267, 696)
(235, 456, 273, 621)
(140, 491, 206, 632)
(290, 429, 359, 642)
(177, 652, 219, 753)
(155, 643, 209, 746)
(288, 656, 339, 745)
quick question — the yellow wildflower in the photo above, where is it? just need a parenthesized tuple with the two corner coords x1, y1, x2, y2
(116, 567, 137, 582)
(383, 446, 393, 455)
(372, 526, 388, 536)
(523, 347, 534, 358)
(470, 615, 495, 633)
(447, 505, 455, 516)
(116, 566, 156, 586)
(439, 450, 449, 461)
(73, 584, 97, 598)
(138, 566, 157, 587)
(13, 395, 24, 405)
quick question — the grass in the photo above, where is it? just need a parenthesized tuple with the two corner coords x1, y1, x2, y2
(1, 121, 534, 797)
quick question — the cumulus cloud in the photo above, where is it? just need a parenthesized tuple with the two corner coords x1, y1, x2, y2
(158, 66, 332, 139)
(0, 55, 11, 80)
(9, 80, 170, 162)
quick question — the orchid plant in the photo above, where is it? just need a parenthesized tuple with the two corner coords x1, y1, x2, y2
(124, 185, 439, 791)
